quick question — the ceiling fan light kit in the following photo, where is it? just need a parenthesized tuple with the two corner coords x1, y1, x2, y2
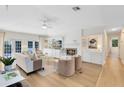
(42, 24, 47, 29)
(41, 16, 53, 29)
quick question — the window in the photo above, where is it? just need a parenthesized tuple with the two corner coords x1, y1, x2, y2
(28, 41, 33, 53)
(15, 41, 21, 53)
(112, 39, 118, 47)
(28, 41, 33, 48)
(4, 41, 12, 57)
(35, 41, 39, 49)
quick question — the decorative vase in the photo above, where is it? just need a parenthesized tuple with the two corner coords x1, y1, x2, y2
(5, 65, 12, 71)
(0, 63, 4, 71)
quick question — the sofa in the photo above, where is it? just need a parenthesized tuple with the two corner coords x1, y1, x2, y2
(14, 53, 42, 74)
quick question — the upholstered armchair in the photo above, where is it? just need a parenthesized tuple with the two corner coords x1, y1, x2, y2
(75, 55, 83, 73)
(58, 57, 75, 76)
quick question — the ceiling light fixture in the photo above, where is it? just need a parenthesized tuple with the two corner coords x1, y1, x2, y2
(42, 24, 47, 29)
(40, 16, 54, 29)
(72, 6, 81, 11)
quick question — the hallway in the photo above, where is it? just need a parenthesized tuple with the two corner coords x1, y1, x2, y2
(97, 56, 124, 86)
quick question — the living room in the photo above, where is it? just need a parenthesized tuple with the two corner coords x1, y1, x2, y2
(0, 28, 88, 87)
(1, 4, 124, 88)
(0, 28, 82, 85)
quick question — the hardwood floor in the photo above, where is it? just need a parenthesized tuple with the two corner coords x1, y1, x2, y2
(18, 62, 102, 87)
(96, 56, 124, 87)
(18, 56, 124, 87)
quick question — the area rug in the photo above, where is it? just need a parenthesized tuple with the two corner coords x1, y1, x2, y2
(38, 63, 57, 76)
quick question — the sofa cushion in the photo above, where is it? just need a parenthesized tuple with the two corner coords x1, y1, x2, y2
(22, 51, 36, 61)
(35, 50, 44, 59)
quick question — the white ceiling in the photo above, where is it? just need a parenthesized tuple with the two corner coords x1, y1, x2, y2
(0, 5, 124, 36)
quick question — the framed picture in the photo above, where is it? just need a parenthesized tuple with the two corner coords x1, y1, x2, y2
(66, 48, 77, 56)
(88, 36, 98, 49)
(112, 39, 118, 47)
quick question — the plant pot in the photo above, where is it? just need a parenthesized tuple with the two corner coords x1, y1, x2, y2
(4, 65, 12, 71)
(0, 63, 4, 70)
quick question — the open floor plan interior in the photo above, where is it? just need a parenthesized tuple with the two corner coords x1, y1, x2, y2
(0, 5, 124, 87)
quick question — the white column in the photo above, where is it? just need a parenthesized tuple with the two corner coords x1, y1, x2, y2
(0, 32, 5, 57)
(120, 29, 124, 64)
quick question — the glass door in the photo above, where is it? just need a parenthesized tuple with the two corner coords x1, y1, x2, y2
(110, 38, 119, 57)
(15, 41, 21, 53)
(4, 41, 12, 58)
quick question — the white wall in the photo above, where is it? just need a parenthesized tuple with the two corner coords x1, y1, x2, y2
(63, 28, 82, 55)
(120, 29, 124, 64)
(81, 27, 105, 65)
(103, 30, 109, 60)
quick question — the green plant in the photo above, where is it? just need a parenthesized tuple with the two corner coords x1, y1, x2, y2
(0, 57, 16, 66)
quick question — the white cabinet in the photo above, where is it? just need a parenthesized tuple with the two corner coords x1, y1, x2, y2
(43, 48, 61, 58)
(82, 50, 104, 65)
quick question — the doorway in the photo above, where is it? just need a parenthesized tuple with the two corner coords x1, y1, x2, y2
(110, 37, 119, 58)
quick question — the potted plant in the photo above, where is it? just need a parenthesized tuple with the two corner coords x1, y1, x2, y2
(0, 57, 16, 71)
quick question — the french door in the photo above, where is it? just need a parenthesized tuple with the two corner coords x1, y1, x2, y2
(4, 41, 12, 58)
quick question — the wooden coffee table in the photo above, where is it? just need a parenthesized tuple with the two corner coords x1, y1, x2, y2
(0, 70, 25, 87)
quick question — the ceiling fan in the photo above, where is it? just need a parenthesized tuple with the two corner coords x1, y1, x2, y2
(40, 16, 53, 29)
